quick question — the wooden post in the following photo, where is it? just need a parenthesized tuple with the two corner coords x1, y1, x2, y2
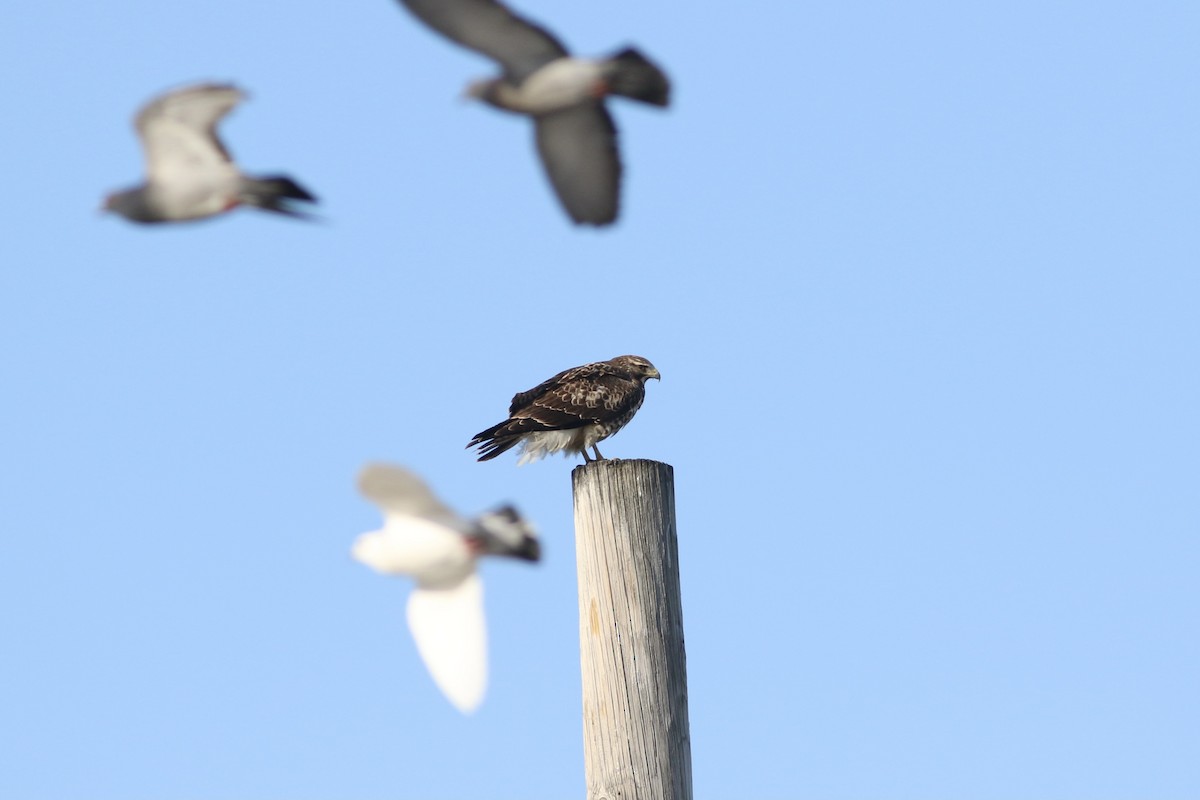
(572, 459, 692, 800)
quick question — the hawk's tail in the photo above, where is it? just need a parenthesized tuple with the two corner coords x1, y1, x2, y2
(467, 423, 522, 462)
(605, 48, 670, 107)
(240, 174, 319, 219)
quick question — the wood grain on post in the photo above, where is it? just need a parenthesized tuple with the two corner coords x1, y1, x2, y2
(572, 459, 692, 800)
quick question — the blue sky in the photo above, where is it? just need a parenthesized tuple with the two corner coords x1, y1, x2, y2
(2, 0, 1198, 797)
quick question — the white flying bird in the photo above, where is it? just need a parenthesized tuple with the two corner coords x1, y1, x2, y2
(395, 0, 671, 226)
(103, 83, 317, 224)
(352, 463, 540, 713)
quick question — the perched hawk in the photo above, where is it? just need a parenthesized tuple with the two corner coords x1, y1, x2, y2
(103, 83, 317, 224)
(395, 0, 670, 226)
(468, 355, 661, 464)
(352, 463, 540, 714)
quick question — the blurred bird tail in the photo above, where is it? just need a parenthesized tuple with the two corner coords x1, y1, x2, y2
(240, 175, 319, 219)
(606, 48, 670, 107)
(475, 505, 541, 563)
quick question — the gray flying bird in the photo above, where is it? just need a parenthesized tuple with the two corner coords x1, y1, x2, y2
(469, 355, 661, 464)
(103, 83, 317, 224)
(396, 0, 670, 226)
(352, 463, 540, 713)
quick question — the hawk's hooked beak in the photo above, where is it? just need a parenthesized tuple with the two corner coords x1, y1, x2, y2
(648, 368, 662, 381)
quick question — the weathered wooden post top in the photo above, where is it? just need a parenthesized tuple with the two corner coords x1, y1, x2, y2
(572, 458, 692, 800)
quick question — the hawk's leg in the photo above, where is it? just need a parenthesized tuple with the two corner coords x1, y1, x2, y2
(581, 449, 593, 463)
(591, 445, 606, 461)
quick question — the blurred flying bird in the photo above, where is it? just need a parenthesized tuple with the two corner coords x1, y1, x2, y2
(102, 83, 317, 224)
(352, 463, 540, 713)
(395, 0, 670, 225)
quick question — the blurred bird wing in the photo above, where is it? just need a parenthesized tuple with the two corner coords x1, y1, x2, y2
(135, 83, 244, 184)
(534, 102, 620, 225)
(399, 0, 568, 82)
(358, 463, 460, 527)
(352, 517, 471, 578)
(406, 573, 488, 713)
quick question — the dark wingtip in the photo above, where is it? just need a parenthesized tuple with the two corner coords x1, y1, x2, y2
(608, 47, 671, 107)
(516, 536, 542, 562)
(570, 212, 618, 227)
(495, 506, 542, 561)
(258, 175, 318, 202)
(260, 203, 322, 222)
(478, 504, 542, 562)
(242, 175, 320, 220)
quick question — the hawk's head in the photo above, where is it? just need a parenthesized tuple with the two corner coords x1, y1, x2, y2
(612, 355, 661, 383)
